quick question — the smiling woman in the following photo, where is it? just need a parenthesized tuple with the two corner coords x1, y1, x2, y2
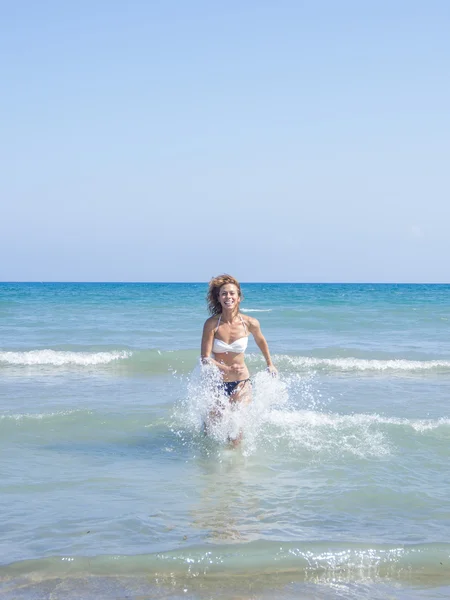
(200, 274, 277, 444)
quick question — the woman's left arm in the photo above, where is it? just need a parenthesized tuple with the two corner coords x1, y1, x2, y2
(247, 317, 278, 375)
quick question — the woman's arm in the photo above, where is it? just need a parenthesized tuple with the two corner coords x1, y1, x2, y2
(247, 317, 277, 375)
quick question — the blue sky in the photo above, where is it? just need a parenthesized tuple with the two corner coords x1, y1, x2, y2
(1, 0, 449, 282)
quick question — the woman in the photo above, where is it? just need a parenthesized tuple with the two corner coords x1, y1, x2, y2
(201, 274, 277, 414)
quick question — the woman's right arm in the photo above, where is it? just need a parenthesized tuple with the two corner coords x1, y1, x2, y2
(201, 319, 215, 364)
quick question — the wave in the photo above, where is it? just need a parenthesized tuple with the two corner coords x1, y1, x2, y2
(0, 409, 90, 422)
(241, 308, 272, 312)
(2, 401, 448, 459)
(2, 541, 450, 586)
(267, 409, 450, 434)
(0, 349, 131, 366)
(1, 348, 450, 376)
(270, 354, 450, 373)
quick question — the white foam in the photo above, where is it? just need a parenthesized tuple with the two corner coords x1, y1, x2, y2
(0, 350, 132, 366)
(241, 308, 272, 312)
(268, 410, 450, 432)
(271, 355, 450, 372)
(260, 409, 450, 458)
(262, 409, 391, 458)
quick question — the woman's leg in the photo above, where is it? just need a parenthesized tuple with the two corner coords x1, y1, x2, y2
(228, 380, 252, 446)
(229, 379, 252, 405)
(204, 380, 252, 443)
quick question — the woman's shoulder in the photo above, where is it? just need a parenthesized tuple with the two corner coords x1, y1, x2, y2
(203, 315, 220, 330)
(241, 313, 259, 330)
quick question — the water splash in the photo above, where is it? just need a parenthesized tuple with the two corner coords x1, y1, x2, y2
(172, 364, 331, 455)
(171, 364, 406, 460)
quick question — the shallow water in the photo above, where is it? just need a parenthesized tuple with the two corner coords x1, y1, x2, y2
(1, 282, 449, 599)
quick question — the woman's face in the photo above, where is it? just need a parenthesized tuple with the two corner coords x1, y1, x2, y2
(218, 284, 240, 311)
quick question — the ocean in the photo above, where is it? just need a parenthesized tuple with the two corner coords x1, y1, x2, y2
(0, 282, 449, 600)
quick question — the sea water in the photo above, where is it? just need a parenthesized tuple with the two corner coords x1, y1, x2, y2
(0, 282, 449, 599)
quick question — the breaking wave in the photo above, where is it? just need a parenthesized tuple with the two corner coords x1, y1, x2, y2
(0, 349, 131, 366)
(268, 355, 450, 373)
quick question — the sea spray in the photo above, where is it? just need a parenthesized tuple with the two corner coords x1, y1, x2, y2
(171, 362, 397, 460)
(171, 363, 329, 456)
(172, 361, 252, 447)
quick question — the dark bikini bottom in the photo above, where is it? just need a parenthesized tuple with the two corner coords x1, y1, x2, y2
(220, 378, 251, 397)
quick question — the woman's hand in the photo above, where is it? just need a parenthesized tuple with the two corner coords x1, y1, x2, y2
(266, 365, 278, 377)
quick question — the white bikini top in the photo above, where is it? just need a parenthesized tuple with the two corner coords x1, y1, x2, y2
(212, 314, 249, 354)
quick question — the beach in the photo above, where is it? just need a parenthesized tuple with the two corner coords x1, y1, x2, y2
(0, 282, 449, 599)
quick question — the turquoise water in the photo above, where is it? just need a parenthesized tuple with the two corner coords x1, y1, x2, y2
(0, 282, 449, 599)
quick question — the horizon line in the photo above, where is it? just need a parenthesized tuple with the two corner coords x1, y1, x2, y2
(1, 281, 449, 285)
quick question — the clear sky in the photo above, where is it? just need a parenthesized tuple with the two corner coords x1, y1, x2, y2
(1, 0, 449, 282)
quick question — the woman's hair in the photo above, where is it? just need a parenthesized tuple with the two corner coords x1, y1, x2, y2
(207, 274, 243, 315)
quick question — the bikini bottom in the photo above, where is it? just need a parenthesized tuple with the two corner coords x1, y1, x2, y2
(220, 378, 251, 397)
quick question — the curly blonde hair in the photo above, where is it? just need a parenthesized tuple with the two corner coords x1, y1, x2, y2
(207, 274, 243, 316)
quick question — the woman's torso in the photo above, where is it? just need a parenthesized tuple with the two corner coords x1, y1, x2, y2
(212, 314, 250, 382)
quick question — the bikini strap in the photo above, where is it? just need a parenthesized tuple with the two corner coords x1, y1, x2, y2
(215, 314, 221, 332)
